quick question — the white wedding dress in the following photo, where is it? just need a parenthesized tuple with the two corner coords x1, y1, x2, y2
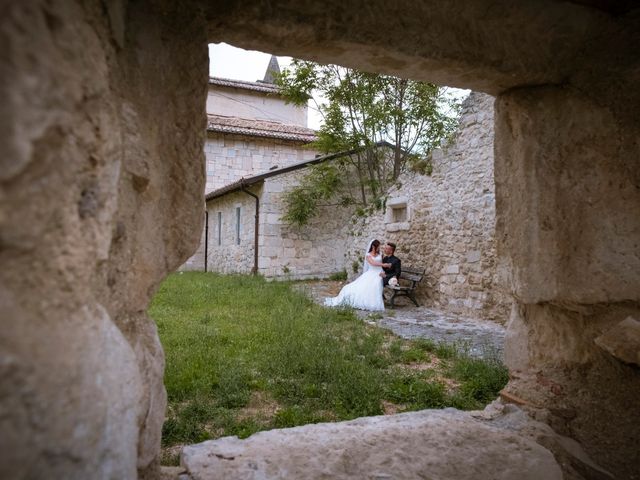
(324, 253, 385, 311)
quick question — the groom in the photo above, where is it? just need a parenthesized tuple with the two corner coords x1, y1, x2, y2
(380, 242, 401, 286)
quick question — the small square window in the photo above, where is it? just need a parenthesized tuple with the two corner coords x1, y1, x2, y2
(392, 206, 407, 223)
(385, 198, 410, 232)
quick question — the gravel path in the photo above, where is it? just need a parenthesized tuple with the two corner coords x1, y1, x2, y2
(295, 280, 506, 360)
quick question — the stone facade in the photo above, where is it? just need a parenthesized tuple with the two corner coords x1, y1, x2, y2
(206, 190, 258, 273)
(258, 170, 353, 279)
(200, 167, 353, 279)
(182, 68, 319, 272)
(183, 131, 321, 272)
(344, 93, 509, 322)
(204, 133, 317, 192)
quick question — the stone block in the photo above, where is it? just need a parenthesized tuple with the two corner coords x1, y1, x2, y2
(467, 250, 482, 263)
(265, 213, 281, 224)
(445, 264, 459, 274)
(594, 317, 640, 366)
(453, 244, 466, 253)
(182, 409, 562, 480)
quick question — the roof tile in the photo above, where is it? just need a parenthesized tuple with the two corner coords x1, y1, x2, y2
(207, 115, 317, 142)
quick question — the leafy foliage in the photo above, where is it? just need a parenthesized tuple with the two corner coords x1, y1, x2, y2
(276, 61, 461, 226)
(281, 163, 345, 227)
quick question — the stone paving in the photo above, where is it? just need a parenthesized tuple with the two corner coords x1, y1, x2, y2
(295, 280, 506, 360)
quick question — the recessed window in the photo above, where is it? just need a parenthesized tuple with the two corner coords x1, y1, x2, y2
(217, 211, 222, 246)
(391, 205, 407, 223)
(235, 207, 241, 245)
(384, 198, 410, 232)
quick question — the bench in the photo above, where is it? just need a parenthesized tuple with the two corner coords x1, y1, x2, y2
(384, 267, 425, 308)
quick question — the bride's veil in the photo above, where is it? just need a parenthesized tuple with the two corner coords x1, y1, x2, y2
(362, 239, 375, 273)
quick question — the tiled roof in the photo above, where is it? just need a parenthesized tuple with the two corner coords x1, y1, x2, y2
(205, 141, 396, 201)
(208, 77, 280, 94)
(207, 115, 317, 142)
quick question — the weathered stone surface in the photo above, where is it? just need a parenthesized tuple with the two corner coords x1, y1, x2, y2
(502, 303, 640, 480)
(494, 83, 640, 479)
(0, 1, 207, 478)
(204, 0, 622, 95)
(594, 317, 640, 366)
(495, 86, 640, 305)
(182, 408, 563, 480)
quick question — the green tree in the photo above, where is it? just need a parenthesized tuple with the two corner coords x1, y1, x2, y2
(276, 61, 461, 227)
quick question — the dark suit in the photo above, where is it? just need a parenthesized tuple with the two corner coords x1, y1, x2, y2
(382, 255, 401, 286)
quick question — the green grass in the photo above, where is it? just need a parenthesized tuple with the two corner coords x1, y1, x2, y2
(328, 270, 348, 281)
(150, 272, 508, 456)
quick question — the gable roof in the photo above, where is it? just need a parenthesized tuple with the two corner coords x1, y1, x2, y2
(207, 115, 317, 142)
(208, 76, 280, 94)
(205, 141, 396, 202)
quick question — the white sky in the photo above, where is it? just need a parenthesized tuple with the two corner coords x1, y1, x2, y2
(208, 43, 469, 131)
(209, 43, 293, 82)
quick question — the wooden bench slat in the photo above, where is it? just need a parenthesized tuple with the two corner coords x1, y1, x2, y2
(401, 273, 423, 282)
(402, 268, 425, 275)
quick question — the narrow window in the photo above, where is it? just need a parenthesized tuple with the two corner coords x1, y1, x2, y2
(392, 205, 407, 223)
(217, 211, 222, 246)
(235, 207, 241, 245)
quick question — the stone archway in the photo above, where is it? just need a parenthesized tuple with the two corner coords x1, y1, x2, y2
(1, 1, 638, 479)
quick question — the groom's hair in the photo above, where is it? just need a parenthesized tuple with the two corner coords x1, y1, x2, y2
(387, 242, 396, 253)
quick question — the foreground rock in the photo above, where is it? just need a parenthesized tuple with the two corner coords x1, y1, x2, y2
(181, 405, 566, 480)
(594, 316, 640, 366)
(0, 2, 206, 478)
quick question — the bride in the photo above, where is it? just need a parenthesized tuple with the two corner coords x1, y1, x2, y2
(324, 239, 390, 311)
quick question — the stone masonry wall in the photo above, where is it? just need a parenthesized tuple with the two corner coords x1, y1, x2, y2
(201, 167, 353, 279)
(204, 190, 258, 274)
(345, 93, 509, 322)
(259, 170, 353, 279)
(205, 133, 318, 192)
(182, 134, 318, 271)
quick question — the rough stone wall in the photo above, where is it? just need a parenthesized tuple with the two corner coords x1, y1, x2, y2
(205, 133, 317, 192)
(344, 93, 509, 322)
(0, 2, 207, 478)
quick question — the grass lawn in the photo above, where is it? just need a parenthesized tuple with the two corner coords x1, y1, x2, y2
(150, 272, 508, 464)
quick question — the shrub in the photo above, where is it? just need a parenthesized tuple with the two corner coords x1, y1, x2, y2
(329, 270, 348, 281)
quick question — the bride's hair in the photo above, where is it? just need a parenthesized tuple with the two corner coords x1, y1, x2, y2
(368, 239, 380, 253)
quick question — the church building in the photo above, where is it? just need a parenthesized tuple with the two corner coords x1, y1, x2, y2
(182, 57, 356, 278)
